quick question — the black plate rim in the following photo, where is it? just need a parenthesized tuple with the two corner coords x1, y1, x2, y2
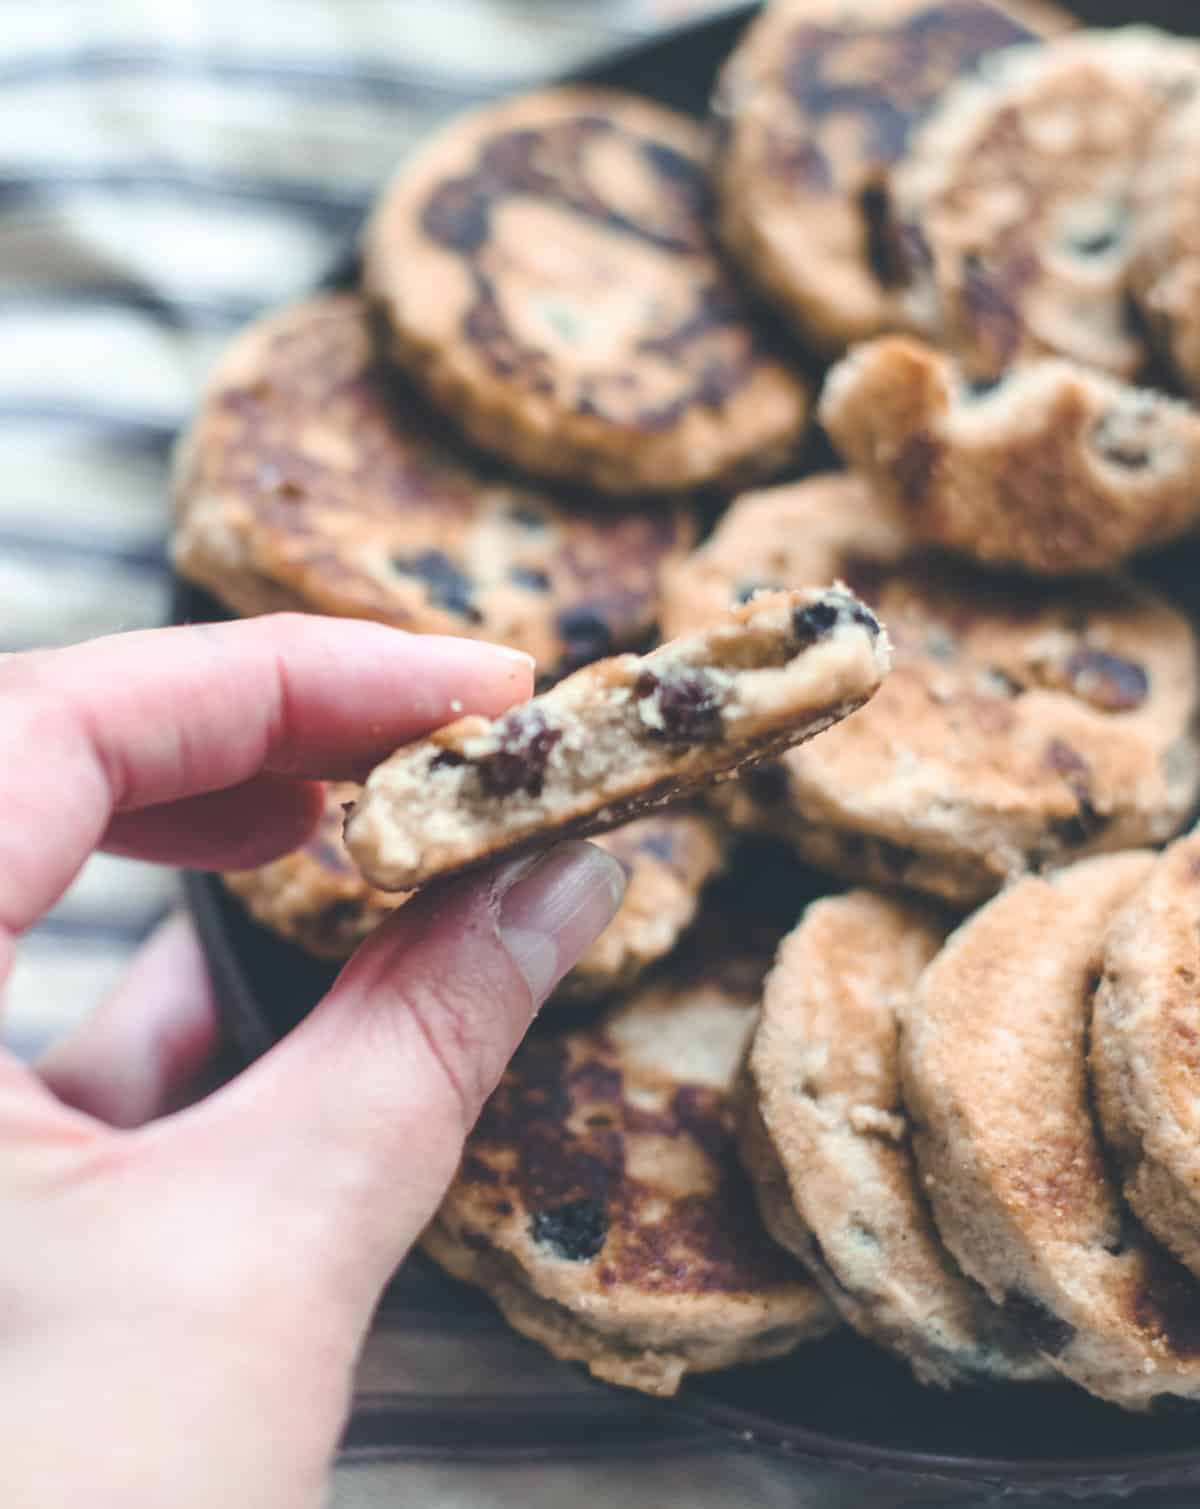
(177, 1, 1200, 1489)
(675, 1386, 1200, 1489)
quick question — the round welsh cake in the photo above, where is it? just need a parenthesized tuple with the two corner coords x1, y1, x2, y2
(365, 88, 810, 496)
(424, 958, 834, 1395)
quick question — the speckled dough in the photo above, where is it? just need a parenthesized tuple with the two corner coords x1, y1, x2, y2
(364, 87, 810, 496)
(346, 586, 889, 893)
(225, 788, 725, 1003)
(892, 28, 1200, 379)
(223, 782, 406, 959)
(819, 336, 1200, 573)
(741, 890, 1051, 1387)
(711, 0, 1068, 353)
(423, 958, 834, 1396)
(901, 852, 1200, 1410)
(1131, 93, 1200, 396)
(171, 295, 693, 678)
(663, 474, 1200, 905)
(1093, 831, 1200, 1283)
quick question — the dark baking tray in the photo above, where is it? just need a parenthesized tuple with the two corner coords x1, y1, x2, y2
(179, 0, 1200, 1494)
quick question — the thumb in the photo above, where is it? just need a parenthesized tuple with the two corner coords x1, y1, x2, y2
(176, 839, 625, 1315)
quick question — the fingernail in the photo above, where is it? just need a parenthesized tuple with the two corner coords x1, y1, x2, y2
(483, 644, 536, 670)
(497, 841, 627, 1003)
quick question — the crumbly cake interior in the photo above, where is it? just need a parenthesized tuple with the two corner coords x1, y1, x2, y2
(346, 588, 887, 887)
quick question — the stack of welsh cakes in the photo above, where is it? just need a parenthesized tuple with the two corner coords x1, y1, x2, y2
(172, 0, 1200, 1407)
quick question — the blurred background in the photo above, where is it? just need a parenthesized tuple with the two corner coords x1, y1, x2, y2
(0, 0, 733, 1061)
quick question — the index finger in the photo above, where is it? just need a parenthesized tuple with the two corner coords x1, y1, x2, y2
(0, 614, 532, 943)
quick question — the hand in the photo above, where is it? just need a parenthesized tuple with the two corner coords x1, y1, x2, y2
(0, 615, 626, 1509)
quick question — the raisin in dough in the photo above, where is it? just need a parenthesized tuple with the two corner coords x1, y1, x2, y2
(346, 586, 888, 892)
(424, 956, 834, 1396)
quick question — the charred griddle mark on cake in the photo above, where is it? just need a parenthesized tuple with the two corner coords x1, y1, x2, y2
(420, 117, 772, 429)
(468, 1013, 803, 1293)
(1002, 1290, 1076, 1357)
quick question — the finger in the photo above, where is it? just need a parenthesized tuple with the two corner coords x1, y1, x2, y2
(37, 912, 221, 1128)
(170, 841, 626, 1315)
(102, 773, 324, 870)
(0, 615, 532, 939)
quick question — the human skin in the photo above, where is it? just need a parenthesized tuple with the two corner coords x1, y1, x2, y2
(0, 614, 625, 1508)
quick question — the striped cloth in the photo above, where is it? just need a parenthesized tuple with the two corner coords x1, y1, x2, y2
(0, 4, 1013, 1503)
